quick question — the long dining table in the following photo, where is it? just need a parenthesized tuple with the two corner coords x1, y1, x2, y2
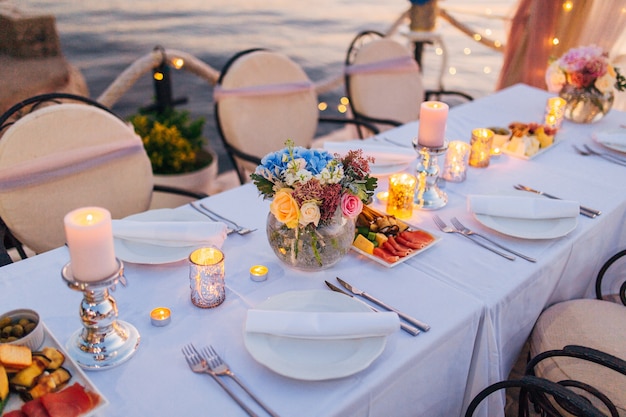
(1, 83, 625, 417)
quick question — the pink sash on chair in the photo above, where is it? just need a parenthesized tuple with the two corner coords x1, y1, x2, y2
(345, 56, 419, 75)
(0, 138, 145, 192)
(213, 81, 315, 102)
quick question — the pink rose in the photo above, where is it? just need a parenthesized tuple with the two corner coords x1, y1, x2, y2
(340, 193, 363, 218)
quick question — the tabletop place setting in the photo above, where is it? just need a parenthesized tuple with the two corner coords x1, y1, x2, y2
(2, 77, 626, 417)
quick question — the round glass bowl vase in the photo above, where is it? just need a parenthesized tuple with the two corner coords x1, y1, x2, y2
(559, 84, 614, 123)
(266, 211, 355, 271)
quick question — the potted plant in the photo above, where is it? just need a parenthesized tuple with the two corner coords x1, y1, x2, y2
(128, 107, 218, 199)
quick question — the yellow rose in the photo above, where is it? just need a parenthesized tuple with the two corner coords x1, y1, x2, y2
(270, 189, 299, 228)
(299, 201, 320, 227)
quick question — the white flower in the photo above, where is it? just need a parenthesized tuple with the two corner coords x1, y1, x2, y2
(595, 72, 616, 93)
(284, 169, 312, 186)
(545, 61, 566, 93)
(317, 166, 344, 185)
(299, 201, 321, 227)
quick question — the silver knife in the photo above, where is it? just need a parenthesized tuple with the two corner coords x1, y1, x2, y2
(514, 185, 601, 218)
(325, 281, 420, 336)
(335, 277, 431, 332)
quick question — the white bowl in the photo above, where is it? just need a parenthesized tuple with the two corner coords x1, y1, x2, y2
(0, 308, 45, 351)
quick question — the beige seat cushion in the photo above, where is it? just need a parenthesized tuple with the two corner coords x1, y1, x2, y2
(348, 38, 424, 128)
(216, 50, 318, 180)
(0, 103, 153, 253)
(530, 299, 626, 416)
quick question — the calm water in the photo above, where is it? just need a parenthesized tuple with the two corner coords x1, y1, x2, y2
(27, 0, 516, 172)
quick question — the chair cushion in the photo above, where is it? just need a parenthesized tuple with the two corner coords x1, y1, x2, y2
(348, 38, 424, 126)
(530, 299, 626, 415)
(216, 50, 318, 178)
(0, 103, 153, 253)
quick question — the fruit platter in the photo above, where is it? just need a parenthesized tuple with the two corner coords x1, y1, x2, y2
(351, 206, 440, 267)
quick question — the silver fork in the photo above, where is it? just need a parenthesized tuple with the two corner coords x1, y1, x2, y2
(201, 346, 280, 417)
(189, 203, 235, 234)
(432, 215, 516, 261)
(572, 145, 626, 166)
(199, 203, 256, 235)
(450, 217, 536, 263)
(182, 344, 259, 417)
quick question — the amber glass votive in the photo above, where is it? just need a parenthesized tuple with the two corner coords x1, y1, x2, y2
(387, 173, 417, 219)
(189, 247, 225, 308)
(469, 128, 494, 168)
(442, 141, 471, 182)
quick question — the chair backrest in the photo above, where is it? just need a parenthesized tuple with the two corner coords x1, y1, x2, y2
(464, 375, 606, 417)
(214, 49, 319, 184)
(345, 31, 424, 136)
(0, 94, 153, 253)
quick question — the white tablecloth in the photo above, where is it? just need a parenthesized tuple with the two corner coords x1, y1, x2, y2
(1, 84, 624, 417)
(375, 83, 626, 416)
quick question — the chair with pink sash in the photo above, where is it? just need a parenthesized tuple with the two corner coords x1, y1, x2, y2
(344, 30, 473, 138)
(0, 93, 207, 265)
(214, 48, 377, 184)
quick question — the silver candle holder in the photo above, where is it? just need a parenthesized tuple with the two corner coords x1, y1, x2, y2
(61, 259, 140, 370)
(413, 138, 448, 210)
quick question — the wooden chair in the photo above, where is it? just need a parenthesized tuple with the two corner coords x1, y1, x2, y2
(214, 48, 377, 184)
(344, 30, 473, 138)
(0, 93, 207, 265)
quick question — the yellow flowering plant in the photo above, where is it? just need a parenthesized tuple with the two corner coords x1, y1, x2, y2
(129, 108, 213, 175)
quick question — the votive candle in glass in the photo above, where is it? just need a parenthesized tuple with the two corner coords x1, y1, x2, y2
(442, 141, 471, 182)
(469, 128, 494, 168)
(63, 206, 117, 282)
(545, 97, 566, 129)
(387, 173, 417, 219)
(189, 247, 225, 308)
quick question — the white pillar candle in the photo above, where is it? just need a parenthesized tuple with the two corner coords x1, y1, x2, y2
(64, 207, 117, 282)
(417, 101, 448, 148)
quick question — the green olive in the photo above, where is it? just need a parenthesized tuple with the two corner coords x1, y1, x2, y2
(0, 317, 11, 328)
(1, 325, 13, 338)
(24, 322, 36, 334)
(11, 324, 24, 338)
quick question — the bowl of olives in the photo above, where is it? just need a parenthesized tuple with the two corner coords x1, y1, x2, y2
(0, 309, 44, 351)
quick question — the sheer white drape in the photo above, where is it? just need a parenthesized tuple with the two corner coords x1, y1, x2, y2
(498, 0, 626, 110)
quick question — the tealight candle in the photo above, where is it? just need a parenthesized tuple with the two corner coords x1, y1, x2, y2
(442, 141, 471, 182)
(376, 191, 389, 202)
(63, 207, 117, 282)
(387, 173, 417, 219)
(469, 128, 494, 168)
(545, 97, 566, 129)
(417, 101, 449, 148)
(249, 265, 269, 282)
(150, 307, 171, 327)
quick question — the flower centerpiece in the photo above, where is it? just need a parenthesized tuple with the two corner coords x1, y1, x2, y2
(251, 140, 377, 270)
(545, 45, 626, 123)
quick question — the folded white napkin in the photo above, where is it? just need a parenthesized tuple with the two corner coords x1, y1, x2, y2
(245, 310, 400, 339)
(112, 220, 228, 247)
(323, 141, 415, 166)
(468, 195, 579, 219)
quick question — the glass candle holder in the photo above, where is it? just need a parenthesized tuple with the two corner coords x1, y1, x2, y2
(545, 97, 566, 129)
(442, 141, 471, 182)
(387, 173, 417, 219)
(469, 128, 494, 168)
(189, 247, 225, 308)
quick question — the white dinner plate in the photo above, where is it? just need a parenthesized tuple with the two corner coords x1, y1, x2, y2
(113, 208, 208, 264)
(244, 290, 387, 381)
(473, 213, 577, 239)
(4, 321, 109, 416)
(593, 128, 626, 154)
